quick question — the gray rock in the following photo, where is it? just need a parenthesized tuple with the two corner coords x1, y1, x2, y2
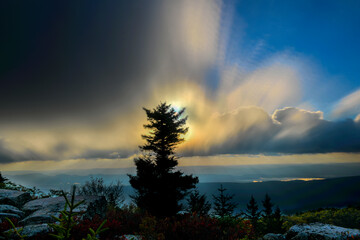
(21, 195, 107, 225)
(286, 223, 360, 240)
(20, 223, 52, 237)
(0, 204, 25, 217)
(263, 233, 285, 240)
(120, 235, 143, 240)
(0, 189, 31, 207)
(5, 223, 52, 238)
(0, 212, 21, 221)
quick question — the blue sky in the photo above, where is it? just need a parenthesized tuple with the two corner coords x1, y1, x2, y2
(222, 0, 360, 114)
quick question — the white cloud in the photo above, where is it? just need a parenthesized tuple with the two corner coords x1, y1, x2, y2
(272, 107, 323, 139)
(332, 88, 360, 119)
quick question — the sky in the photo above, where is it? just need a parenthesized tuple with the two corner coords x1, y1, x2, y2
(1, 0, 360, 172)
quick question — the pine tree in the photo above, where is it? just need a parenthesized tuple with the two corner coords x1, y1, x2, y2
(187, 189, 211, 216)
(245, 195, 261, 234)
(0, 172, 8, 188)
(212, 184, 236, 217)
(128, 102, 198, 217)
(272, 206, 285, 233)
(262, 193, 274, 234)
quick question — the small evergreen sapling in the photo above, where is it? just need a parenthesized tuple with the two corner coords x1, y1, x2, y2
(4, 217, 26, 240)
(49, 186, 108, 240)
(49, 186, 85, 240)
(82, 219, 108, 240)
(212, 184, 236, 217)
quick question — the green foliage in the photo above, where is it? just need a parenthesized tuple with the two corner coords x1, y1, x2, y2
(187, 189, 211, 216)
(82, 220, 108, 240)
(244, 196, 261, 234)
(0, 172, 8, 189)
(284, 207, 360, 230)
(271, 206, 285, 233)
(138, 216, 165, 240)
(129, 102, 198, 217)
(77, 176, 124, 207)
(212, 184, 236, 217)
(48, 186, 85, 240)
(3, 217, 26, 240)
(260, 194, 285, 234)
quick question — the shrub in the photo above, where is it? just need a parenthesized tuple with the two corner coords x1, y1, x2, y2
(77, 177, 124, 207)
(284, 207, 360, 230)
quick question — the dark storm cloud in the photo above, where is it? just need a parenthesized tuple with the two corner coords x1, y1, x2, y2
(0, 139, 43, 163)
(0, 1, 162, 123)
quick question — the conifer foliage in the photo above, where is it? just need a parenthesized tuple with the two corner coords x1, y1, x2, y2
(0, 172, 7, 188)
(212, 184, 236, 217)
(129, 102, 198, 217)
(261, 194, 285, 234)
(262, 193, 274, 233)
(187, 189, 211, 216)
(245, 195, 261, 233)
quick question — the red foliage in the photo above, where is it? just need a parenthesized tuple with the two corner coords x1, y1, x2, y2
(0, 217, 20, 232)
(71, 207, 143, 240)
(156, 214, 254, 240)
(27, 207, 254, 240)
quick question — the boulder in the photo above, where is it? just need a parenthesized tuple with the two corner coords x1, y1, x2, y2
(0, 189, 31, 207)
(5, 223, 52, 238)
(21, 195, 107, 225)
(0, 204, 25, 217)
(120, 235, 143, 240)
(286, 223, 360, 240)
(19, 223, 52, 237)
(263, 233, 285, 240)
(0, 212, 21, 221)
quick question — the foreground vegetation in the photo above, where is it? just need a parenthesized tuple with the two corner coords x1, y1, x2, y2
(1, 172, 360, 239)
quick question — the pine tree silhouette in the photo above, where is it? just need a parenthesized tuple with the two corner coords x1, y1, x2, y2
(245, 195, 261, 234)
(262, 193, 274, 233)
(187, 189, 211, 216)
(212, 184, 236, 217)
(128, 102, 198, 217)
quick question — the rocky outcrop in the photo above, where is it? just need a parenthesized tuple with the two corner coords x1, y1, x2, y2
(20, 195, 107, 225)
(0, 213, 21, 222)
(0, 189, 108, 238)
(286, 223, 360, 240)
(0, 189, 31, 207)
(18, 223, 52, 237)
(263, 223, 360, 240)
(120, 235, 143, 240)
(0, 204, 25, 217)
(263, 233, 285, 240)
(5, 223, 52, 238)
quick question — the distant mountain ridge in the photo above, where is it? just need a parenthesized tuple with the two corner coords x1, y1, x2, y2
(3, 171, 360, 214)
(197, 176, 360, 214)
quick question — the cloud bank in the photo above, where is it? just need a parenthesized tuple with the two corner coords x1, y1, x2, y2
(1, 1, 360, 165)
